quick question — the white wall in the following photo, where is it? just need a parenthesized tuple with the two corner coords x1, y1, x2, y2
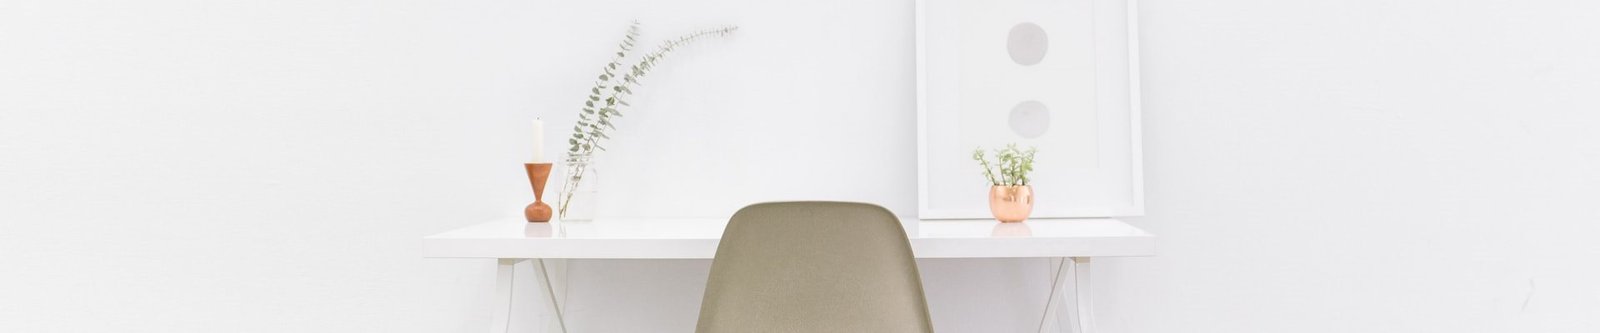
(3, 0, 1598, 332)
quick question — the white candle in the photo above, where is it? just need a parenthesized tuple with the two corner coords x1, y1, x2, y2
(531, 118, 545, 162)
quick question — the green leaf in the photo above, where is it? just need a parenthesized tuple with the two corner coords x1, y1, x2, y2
(618, 99, 630, 107)
(591, 87, 600, 95)
(589, 96, 599, 102)
(585, 101, 594, 107)
(568, 138, 578, 145)
(598, 74, 610, 81)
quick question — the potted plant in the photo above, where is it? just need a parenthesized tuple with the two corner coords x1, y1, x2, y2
(972, 144, 1038, 222)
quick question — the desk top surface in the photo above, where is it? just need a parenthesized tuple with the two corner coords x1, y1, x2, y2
(424, 218, 1156, 259)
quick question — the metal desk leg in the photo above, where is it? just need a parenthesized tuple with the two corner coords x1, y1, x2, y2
(1040, 258, 1069, 333)
(533, 259, 568, 333)
(489, 258, 567, 333)
(1069, 257, 1095, 333)
(491, 258, 525, 333)
(1040, 257, 1096, 333)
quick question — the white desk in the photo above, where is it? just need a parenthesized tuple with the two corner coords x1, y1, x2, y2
(424, 218, 1155, 333)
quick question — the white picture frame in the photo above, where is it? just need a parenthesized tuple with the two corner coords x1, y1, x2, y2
(916, 0, 1144, 219)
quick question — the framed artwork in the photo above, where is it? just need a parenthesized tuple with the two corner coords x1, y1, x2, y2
(916, 0, 1143, 219)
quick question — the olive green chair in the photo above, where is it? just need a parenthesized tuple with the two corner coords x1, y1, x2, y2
(695, 202, 935, 333)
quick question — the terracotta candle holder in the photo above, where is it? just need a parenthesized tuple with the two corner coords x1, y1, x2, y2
(524, 163, 554, 222)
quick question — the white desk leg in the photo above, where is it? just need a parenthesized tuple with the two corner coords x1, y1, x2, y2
(1039, 257, 1070, 333)
(490, 258, 524, 333)
(533, 259, 568, 333)
(1068, 257, 1096, 333)
(1040, 257, 1096, 333)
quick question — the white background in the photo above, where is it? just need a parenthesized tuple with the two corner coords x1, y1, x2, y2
(3, 0, 1599, 332)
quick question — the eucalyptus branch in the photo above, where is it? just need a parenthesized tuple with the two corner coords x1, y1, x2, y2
(556, 22, 737, 220)
(573, 25, 739, 156)
(570, 22, 642, 154)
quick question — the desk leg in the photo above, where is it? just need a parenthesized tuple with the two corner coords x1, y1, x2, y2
(1068, 257, 1095, 333)
(533, 259, 568, 333)
(1039, 258, 1070, 333)
(1039, 257, 1095, 333)
(491, 258, 525, 333)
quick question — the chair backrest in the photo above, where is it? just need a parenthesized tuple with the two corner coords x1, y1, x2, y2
(695, 201, 934, 333)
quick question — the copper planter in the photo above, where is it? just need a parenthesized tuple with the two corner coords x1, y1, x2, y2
(988, 185, 1034, 223)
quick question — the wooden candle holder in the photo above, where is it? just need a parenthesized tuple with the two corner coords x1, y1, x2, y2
(524, 163, 554, 222)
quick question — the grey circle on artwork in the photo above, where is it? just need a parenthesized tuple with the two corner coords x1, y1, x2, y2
(1007, 22, 1048, 66)
(1009, 100, 1051, 139)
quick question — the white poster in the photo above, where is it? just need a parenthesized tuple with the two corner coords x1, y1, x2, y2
(919, 0, 1143, 218)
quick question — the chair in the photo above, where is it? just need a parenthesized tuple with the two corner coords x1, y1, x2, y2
(695, 201, 935, 333)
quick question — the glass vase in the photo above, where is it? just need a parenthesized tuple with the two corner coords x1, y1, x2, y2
(557, 153, 598, 222)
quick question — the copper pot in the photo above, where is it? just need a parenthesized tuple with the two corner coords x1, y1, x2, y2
(988, 185, 1034, 223)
